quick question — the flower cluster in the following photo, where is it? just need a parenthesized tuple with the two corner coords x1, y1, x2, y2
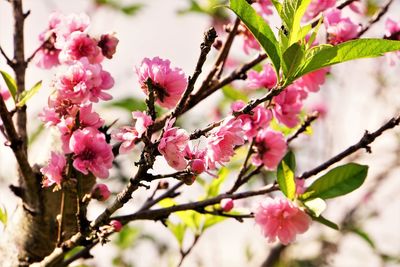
(39, 13, 117, 187)
(324, 8, 359, 44)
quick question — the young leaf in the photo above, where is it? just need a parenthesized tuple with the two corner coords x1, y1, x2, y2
(281, 0, 312, 44)
(297, 39, 400, 78)
(350, 227, 376, 249)
(311, 214, 339, 230)
(222, 85, 249, 101)
(206, 167, 229, 197)
(303, 163, 368, 200)
(0, 206, 7, 227)
(16, 81, 42, 107)
(229, 0, 281, 73)
(277, 152, 296, 200)
(303, 198, 326, 217)
(0, 70, 17, 100)
(166, 221, 187, 246)
(282, 42, 305, 80)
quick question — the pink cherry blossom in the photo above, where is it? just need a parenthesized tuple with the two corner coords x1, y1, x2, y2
(40, 152, 66, 187)
(295, 68, 329, 93)
(252, 129, 286, 170)
(220, 198, 234, 212)
(91, 183, 111, 201)
(324, 8, 359, 45)
(39, 107, 61, 127)
(132, 111, 153, 137)
(54, 13, 90, 48)
(206, 116, 245, 170)
(303, 0, 335, 21)
(239, 24, 261, 55)
(255, 197, 312, 245)
(231, 101, 272, 139)
(247, 63, 277, 90)
(98, 33, 119, 59)
(385, 18, 400, 38)
(184, 143, 207, 174)
(69, 127, 114, 178)
(58, 32, 103, 64)
(158, 118, 189, 170)
(88, 69, 114, 102)
(136, 57, 187, 109)
(273, 85, 304, 128)
(78, 104, 104, 129)
(308, 101, 328, 119)
(252, 0, 274, 20)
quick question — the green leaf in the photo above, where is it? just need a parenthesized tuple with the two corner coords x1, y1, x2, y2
(282, 42, 305, 80)
(277, 152, 296, 200)
(270, 0, 282, 15)
(350, 227, 376, 249)
(166, 221, 187, 246)
(16, 81, 42, 107)
(281, 0, 312, 44)
(303, 163, 368, 200)
(105, 97, 147, 112)
(222, 86, 249, 101)
(206, 167, 229, 197)
(311, 214, 339, 230)
(297, 39, 400, 78)
(0, 206, 7, 227)
(203, 214, 227, 231)
(0, 70, 17, 100)
(121, 4, 144, 15)
(114, 226, 140, 249)
(229, 0, 281, 73)
(63, 246, 85, 260)
(303, 198, 326, 217)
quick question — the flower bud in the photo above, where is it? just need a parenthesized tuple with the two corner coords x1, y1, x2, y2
(110, 220, 122, 232)
(91, 183, 111, 201)
(190, 159, 206, 174)
(220, 198, 234, 212)
(98, 33, 119, 59)
(0, 87, 11, 101)
(158, 180, 169, 190)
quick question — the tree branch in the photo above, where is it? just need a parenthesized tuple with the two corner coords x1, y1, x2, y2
(300, 115, 400, 179)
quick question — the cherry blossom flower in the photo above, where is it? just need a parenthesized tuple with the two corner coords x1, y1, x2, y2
(252, 0, 274, 20)
(54, 13, 90, 48)
(58, 32, 103, 64)
(303, 0, 335, 21)
(252, 129, 286, 170)
(206, 116, 245, 170)
(69, 127, 114, 178)
(231, 101, 272, 139)
(158, 119, 189, 170)
(78, 104, 105, 129)
(295, 68, 329, 93)
(324, 8, 359, 45)
(254, 197, 312, 245)
(247, 63, 277, 90)
(272, 85, 304, 128)
(136, 57, 187, 109)
(239, 24, 261, 55)
(184, 143, 207, 174)
(112, 111, 153, 154)
(40, 152, 66, 187)
(91, 183, 111, 201)
(98, 33, 119, 59)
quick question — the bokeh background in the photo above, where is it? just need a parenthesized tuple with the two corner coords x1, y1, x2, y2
(1, 0, 400, 266)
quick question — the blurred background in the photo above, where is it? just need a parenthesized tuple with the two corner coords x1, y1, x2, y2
(1, 0, 400, 266)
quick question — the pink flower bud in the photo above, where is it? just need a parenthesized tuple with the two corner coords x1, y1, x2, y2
(190, 159, 206, 174)
(220, 198, 234, 212)
(91, 183, 111, 201)
(110, 220, 122, 232)
(0, 87, 11, 101)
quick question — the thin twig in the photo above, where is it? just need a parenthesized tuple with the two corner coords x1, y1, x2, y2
(139, 181, 184, 211)
(300, 115, 400, 179)
(178, 234, 201, 267)
(57, 190, 66, 246)
(287, 112, 319, 144)
(358, 0, 394, 37)
(0, 45, 13, 66)
(228, 140, 255, 193)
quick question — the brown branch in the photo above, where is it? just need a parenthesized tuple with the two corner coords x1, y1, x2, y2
(228, 140, 255, 193)
(172, 27, 217, 118)
(358, 0, 394, 37)
(0, 45, 13, 66)
(139, 181, 184, 211)
(287, 112, 319, 144)
(178, 234, 201, 267)
(300, 115, 400, 179)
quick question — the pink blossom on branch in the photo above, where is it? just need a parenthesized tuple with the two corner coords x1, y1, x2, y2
(40, 152, 67, 187)
(69, 127, 114, 178)
(272, 85, 304, 128)
(231, 101, 272, 139)
(303, 0, 335, 21)
(58, 32, 103, 64)
(252, 129, 286, 170)
(252, 0, 274, 20)
(247, 63, 277, 90)
(91, 183, 111, 201)
(136, 57, 187, 109)
(206, 116, 245, 170)
(158, 118, 189, 170)
(324, 8, 360, 45)
(254, 197, 312, 245)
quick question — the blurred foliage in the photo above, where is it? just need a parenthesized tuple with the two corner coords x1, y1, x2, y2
(0, 206, 7, 227)
(178, 0, 230, 21)
(105, 96, 164, 115)
(95, 0, 144, 16)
